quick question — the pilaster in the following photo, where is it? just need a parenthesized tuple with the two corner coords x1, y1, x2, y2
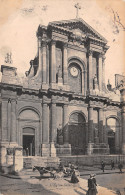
(98, 108, 103, 143)
(11, 99, 17, 142)
(7, 100, 11, 141)
(98, 53, 103, 91)
(88, 106, 94, 143)
(63, 104, 69, 144)
(102, 55, 106, 89)
(1, 99, 8, 141)
(63, 43, 68, 85)
(50, 40, 57, 87)
(35, 36, 42, 81)
(42, 41, 47, 84)
(42, 97, 50, 157)
(88, 50, 93, 92)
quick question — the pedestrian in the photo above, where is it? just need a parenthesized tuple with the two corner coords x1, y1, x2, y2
(86, 174, 97, 195)
(71, 169, 79, 183)
(118, 162, 123, 174)
(101, 161, 105, 172)
(111, 160, 115, 170)
(26, 147, 29, 156)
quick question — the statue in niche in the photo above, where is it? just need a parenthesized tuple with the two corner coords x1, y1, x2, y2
(94, 127, 98, 137)
(94, 127, 99, 144)
(93, 74, 98, 90)
(58, 65, 62, 78)
(57, 124, 63, 145)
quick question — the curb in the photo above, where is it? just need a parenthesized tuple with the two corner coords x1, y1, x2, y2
(0, 173, 21, 179)
(80, 171, 125, 176)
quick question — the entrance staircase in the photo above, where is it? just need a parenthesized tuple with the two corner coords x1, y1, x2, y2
(23, 156, 60, 169)
(23, 155, 125, 169)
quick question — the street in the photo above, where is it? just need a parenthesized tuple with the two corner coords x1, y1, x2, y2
(0, 172, 125, 195)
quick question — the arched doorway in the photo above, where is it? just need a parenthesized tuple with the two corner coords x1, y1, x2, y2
(18, 108, 41, 156)
(23, 127, 35, 156)
(68, 112, 86, 155)
(107, 117, 120, 154)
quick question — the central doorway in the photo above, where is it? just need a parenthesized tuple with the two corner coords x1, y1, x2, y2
(23, 127, 35, 156)
(68, 112, 86, 155)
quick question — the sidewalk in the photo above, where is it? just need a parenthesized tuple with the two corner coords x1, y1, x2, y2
(1, 168, 123, 195)
(0, 166, 125, 179)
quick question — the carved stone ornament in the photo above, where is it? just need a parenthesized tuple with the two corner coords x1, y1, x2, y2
(71, 29, 83, 46)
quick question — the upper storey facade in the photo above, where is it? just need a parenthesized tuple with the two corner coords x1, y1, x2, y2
(26, 18, 109, 95)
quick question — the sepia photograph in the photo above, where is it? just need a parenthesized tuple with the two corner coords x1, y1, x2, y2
(0, 0, 125, 194)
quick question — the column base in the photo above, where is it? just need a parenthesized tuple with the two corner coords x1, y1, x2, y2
(56, 143, 71, 156)
(122, 143, 125, 154)
(87, 142, 110, 155)
(41, 144, 50, 157)
(13, 146, 23, 172)
(41, 83, 49, 90)
(50, 143, 57, 157)
(50, 83, 58, 89)
(0, 141, 9, 166)
(63, 84, 70, 91)
(87, 142, 94, 155)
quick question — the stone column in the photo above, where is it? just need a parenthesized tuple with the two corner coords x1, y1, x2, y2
(84, 70, 87, 96)
(88, 106, 94, 143)
(63, 43, 68, 85)
(42, 41, 47, 84)
(51, 40, 56, 87)
(42, 99, 50, 156)
(7, 100, 11, 141)
(1, 99, 8, 141)
(103, 109, 108, 144)
(11, 100, 17, 142)
(102, 55, 106, 89)
(88, 50, 93, 92)
(50, 96, 57, 157)
(98, 108, 103, 143)
(63, 104, 69, 144)
(98, 53, 103, 91)
(35, 36, 42, 80)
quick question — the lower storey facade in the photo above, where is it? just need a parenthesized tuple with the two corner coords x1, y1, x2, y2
(0, 88, 122, 158)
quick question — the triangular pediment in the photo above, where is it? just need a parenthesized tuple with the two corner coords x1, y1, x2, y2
(49, 18, 107, 43)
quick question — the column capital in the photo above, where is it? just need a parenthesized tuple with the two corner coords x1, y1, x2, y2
(41, 40, 47, 47)
(87, 50, 93, 56)
(51, 95, 57, 104)
(63, 42, 68, 49)
(102, 55, 106, 61)
(38, 36, 42, 48)
(51, 39, 56, 46)
(98, 52, 103, 58)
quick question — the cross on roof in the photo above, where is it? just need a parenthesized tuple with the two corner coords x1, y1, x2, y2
(75, 3, 81, 19)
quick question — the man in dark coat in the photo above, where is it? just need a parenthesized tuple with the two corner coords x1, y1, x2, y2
(111, 160, 115, 170)
(87, 174, 97, 195)
(118, 162, 123, 173)
(101, 161, 105, 172)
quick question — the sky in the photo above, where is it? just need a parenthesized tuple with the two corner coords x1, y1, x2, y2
(0, 0, 124, 87)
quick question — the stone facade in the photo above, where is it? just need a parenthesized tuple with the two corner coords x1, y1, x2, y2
(0, 18, 125, 165)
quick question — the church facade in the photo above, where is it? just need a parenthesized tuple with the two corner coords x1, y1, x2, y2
(0, 18, 125, 160)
